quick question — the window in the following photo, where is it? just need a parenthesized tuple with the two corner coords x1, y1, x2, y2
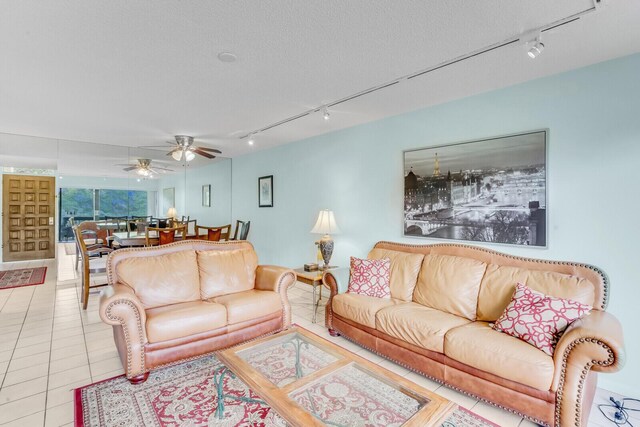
(59, 188, 153, 241)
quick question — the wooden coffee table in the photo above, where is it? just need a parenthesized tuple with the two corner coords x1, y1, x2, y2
(217, 326, 454, 426)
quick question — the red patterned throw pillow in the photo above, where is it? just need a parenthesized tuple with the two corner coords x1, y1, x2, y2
(493, 283, 592, 356)
(347, 257, 391, 299)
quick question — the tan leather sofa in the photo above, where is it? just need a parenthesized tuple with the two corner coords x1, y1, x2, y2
(99, 240, 296, 384)
(323, 242, 625, 427)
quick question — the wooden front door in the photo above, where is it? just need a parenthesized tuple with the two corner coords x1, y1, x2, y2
(2, 175, 56, 261)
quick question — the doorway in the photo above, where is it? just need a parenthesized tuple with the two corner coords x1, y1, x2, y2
(2, 174, 56, 261)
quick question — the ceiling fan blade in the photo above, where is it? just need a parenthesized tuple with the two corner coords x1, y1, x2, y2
(138, 145, 172, 149)
(196, 147, 222, 154)
(153, 166, 175, 172)
(123, 166, 138, 171)
(193, 149, 216, 159)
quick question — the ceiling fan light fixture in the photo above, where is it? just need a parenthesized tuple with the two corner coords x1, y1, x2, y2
(171, 150, 183, 161)
(184, 150, 196, 161)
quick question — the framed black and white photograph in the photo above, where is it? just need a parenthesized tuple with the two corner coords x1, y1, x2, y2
(258, 175, 273, 207)
(404, 130, 547, 247)
(202, 184, 211, 207)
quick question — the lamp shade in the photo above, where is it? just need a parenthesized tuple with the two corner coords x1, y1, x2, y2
(167, 207, 177, 218)
(310, 209, 341, 235)
(171, 150, 183, 161)
(184, 150, 195, 161)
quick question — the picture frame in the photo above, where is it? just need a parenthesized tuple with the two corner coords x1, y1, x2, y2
(202, 184, 211, 207)
(403, 129, 547, 247)
(258, 175, 274, 208)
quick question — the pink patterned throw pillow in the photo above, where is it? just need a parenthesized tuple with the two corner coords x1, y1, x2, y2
(347, 257, 391, 299)
(493, 283, 592, 356)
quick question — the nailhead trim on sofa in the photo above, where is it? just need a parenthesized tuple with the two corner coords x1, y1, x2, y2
(104, 299, 145, 378)
(555, 337, 615, 427)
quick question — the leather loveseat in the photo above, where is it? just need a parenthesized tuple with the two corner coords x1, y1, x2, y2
(323, 242, 625, 427)
(99, 240, 296, 383)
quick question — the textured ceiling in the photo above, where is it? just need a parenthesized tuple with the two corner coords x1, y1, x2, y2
(1, 0, 639, 163)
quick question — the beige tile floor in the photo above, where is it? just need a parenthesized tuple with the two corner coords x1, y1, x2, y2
(0, 246, 629, 426)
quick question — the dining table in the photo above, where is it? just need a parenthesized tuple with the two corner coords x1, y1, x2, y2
(111, 231, 205, 247)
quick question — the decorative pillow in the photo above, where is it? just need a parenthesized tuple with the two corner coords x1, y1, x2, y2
(493, 283, 592, 356)
(347, 257, 391, 299)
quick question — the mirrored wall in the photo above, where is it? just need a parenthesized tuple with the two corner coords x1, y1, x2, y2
(0, 132, 232, 242)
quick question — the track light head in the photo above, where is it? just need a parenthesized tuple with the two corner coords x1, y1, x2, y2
(527, 39, 545, 59)
(247, 135, 255, 146)
(323, 108, 330, 121)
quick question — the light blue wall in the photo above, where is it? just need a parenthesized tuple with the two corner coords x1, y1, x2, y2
(230, 53, 640, 397)
(157, 159, 232, 226)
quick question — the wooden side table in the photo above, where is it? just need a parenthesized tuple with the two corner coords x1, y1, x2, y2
(293, 267, 336, 323)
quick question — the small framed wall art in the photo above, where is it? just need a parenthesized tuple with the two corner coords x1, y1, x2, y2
(202, 184, 211, 207)
(258, 175, 273, 208)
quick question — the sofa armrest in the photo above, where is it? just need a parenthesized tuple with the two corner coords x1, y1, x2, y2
(322, 268, 349, 330)
(255, 265, 297, 329)
(552, 310, 625, 426)
(99, 283, 148, 378)
(322, 268, 350, 297)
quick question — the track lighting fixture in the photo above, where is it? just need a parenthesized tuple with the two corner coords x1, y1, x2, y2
(528, 37, 545, 59)
(240, 4, 596, 141)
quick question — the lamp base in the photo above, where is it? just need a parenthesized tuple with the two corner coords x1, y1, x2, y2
(318, 235, 334, 269)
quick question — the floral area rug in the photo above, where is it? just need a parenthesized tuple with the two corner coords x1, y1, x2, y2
(75, 354, 498, 427)
(0, 267, 47, 290)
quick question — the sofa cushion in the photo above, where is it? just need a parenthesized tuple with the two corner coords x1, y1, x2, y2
(212, 290, 282, 325)
(444, 321, 554, 391)
(413, 254, 487, 320)
(117, 250, 200, 309)
(348, 257, 391, 298)
(332, 293, 403, 329)
(476, 263, 596, 321)
(376, 302, 470, 353)
(368, 248, 424, 302)
(197, 248, 258, 299)
(145, 301, 227, 343)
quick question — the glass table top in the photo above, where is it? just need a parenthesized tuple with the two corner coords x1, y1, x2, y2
(289, 363, 427, 427)
(237, 332, 340, 387)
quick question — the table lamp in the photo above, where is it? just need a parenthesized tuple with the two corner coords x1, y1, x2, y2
(310, 209, 341, 269)
(167, 207, 177, 223)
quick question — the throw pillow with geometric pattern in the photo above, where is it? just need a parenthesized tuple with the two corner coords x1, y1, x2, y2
(347, 257, 391, 298)
(493, 283, 592, 356)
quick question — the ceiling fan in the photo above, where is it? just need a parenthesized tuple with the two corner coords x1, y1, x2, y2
(117, 158, 174, 178)
(144, 135, 222, 162)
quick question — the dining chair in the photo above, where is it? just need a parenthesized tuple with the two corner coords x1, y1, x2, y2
(74, 221, 108, 271)
(231, 220, 251, 240)
(106, 216, 128, 232)
(150, 217, 170, 228)
(177, 219, 197, 235)
(73, 223, 113, 310)
(194, 224, 229, 241)
(127, 219, 149, 235)
(145, 225, 186, 246)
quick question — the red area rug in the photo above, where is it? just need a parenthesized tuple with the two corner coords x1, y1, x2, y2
(0, 267, 47, 290)
(75, 353, 498, 426)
